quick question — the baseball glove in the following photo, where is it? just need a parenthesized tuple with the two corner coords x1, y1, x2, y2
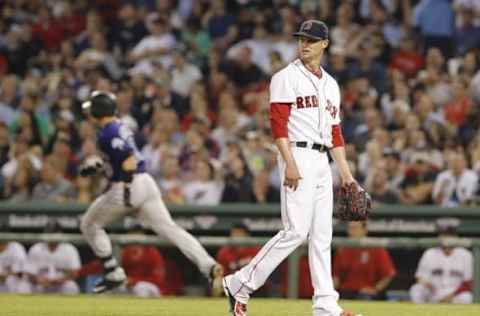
(334, 182, 372, 221)
(79, 155, 105, 177)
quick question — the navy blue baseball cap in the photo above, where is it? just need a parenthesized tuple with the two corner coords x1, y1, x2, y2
(293, 20, 329, 41)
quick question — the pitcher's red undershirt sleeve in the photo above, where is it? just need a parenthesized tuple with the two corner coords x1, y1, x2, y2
(270, 102, 291, 139)
(332, 124, 345, 147)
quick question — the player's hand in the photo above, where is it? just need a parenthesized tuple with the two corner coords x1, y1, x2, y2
(64, 270, 79, 280)
(359, 287, 377, 295)
(439, 293, 454, 303)
(284, 164, 302, 191)
(122, 155, 138, 172)
(341, 177, 356, 187)
(421, 280, 435, 293)
(36, 276, 52, 288)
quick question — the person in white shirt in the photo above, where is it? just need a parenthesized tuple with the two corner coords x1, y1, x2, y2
(28, 221, 81, 294)
(170, 52, 202, 98)
(410, 220, 473, 304)
(183, 159, 224, 206)
(432, 152, 478, 207)
(0, 241, 29, 293)
(227, 25, 274, 74)
(129, 14, 176, 76)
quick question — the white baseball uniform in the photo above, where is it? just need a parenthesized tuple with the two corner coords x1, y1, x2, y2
(80, 119, 216, 278)
(0, 242, 28, 293)
(28, 242, 81, 294)
(410, 247, 473, 303)
(225, 59, 343, 316)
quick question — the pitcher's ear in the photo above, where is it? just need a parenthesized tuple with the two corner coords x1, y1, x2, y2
(322, 40, 329, 49)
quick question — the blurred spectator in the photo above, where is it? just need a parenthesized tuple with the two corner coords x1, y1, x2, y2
(183, 159, 224, 205)
(203, 0, 238, 50)
(413, 0, 455, 57)
(326, 46, 350, 86)
(32, 5, 66, 52)
(271, 22, 297, 65)
(333, 221, 396, 300)
(171, 52, 202, 99)
(330, 2, 359, 50)
(28, 221, 81, 294)
(227, 25, 273, 75)
(382, 148, 405, 195)
(0, 75, 19, 125)
(109, 2, 147, 56)
(453, 5, 480, 56)
(0, 122, 10, 169)
(158, 156, 186, 205)
(223, 45, 267, 90)
(5, 151, 40, 202)
(0, 240, 29, 293)
(432, 152, 478, 207)
(443, 79, 472, 127)
(366, 164, 399, 204)
(398, 152, 437, 204)
(221, 154, 255, 202)
(410, 219, 473, 303)
(31, 156, 76, 203)
(389, 33, 424, 77)
(141, 126, 167, 179)
(129, 14, 176, 75)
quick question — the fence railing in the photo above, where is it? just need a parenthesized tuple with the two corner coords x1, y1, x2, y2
(0, 232, 478, 302)
(1, 202, 480, 236)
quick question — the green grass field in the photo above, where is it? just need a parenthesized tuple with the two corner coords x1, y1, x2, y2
(0, 295, 478, 316)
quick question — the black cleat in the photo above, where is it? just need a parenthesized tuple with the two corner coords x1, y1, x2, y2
(93, 278, 125, 293)
(93, 267, 126, 294)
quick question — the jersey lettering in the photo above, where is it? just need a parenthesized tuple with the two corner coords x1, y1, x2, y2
(326, 99, 337, 118)
(118, 124, 144, 161)
(296, 96, 304, 108)
(111, 137, 127, 150)
(296, 95, 319, 109)
(305, 96, 312, 108)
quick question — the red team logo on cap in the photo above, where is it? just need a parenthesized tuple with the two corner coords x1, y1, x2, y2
(303, 21, 312, 31)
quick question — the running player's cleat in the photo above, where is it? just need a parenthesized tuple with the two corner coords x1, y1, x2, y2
(210, 263, 224, 297)
(93, 267, 126, 293)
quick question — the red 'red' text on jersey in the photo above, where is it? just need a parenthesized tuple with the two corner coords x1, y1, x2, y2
(296, 95, 318, 108)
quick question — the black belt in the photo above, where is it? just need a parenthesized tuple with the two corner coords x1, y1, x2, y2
(124, 183, 132, 207)
(293, 141, 328, 152)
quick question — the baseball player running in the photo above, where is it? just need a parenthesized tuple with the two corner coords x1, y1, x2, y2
(80, 91, 223, 294)
(223, 20, 361, 316)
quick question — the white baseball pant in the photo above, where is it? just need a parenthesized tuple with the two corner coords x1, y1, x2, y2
(35, 280, 80, 294)
(80, 173, 216, 277)
(225, 148, 342, 316)
(409, 283, 473, 304)
(2, 275, 33, 294)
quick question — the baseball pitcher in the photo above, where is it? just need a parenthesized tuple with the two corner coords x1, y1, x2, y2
(223, 20, 367, 316)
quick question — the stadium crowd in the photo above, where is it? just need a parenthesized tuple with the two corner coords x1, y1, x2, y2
(0, 0, 480, 207)
(0, 0, 479, 301)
